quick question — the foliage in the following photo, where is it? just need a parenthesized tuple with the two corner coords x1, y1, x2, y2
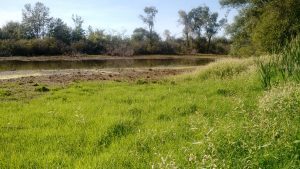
(178, 6, 227, 53)
(0, 22, 25, 40)
(105, 34, 133, 56)
(139, 6, 158, 47)
(222, 0, 300, 56)
(0, 38, 67, 56)
(71, 15, 85, 42)
(189, 6, 210, 37)
(178, 10, 192, 49)
(48, 18, 72, 44)
(22, 2, 51, 38)
(209, 37, 231, 54)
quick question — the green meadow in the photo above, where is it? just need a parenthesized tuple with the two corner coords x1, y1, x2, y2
(0, 58, 299, 168)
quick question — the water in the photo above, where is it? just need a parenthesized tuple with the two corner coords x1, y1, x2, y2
(0, 57, 215, 71)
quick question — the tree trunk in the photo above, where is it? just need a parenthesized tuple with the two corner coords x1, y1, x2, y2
(207, 36, 212, 53)
(186, 32, 189, 48)
(149, 25, 153, 47)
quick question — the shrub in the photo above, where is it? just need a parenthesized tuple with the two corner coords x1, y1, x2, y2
(229, 42, 258, 57)
(13, 39, 32, 56)
(104, 36, 134, 56)
(210, 38, 231, 54)
(70, 40, 87, 54)
(0, 35, 232, 56)
(0, 38, 68, 56)
(0, 40, 12, 56)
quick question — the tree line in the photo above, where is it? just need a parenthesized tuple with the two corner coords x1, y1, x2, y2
(0, 2, 230, 57)
(220, 0, 300, 56)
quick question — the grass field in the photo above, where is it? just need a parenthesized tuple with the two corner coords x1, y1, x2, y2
(0, 58, 299, 168)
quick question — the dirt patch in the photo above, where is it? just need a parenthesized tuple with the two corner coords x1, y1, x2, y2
(0, 67, 195, 85)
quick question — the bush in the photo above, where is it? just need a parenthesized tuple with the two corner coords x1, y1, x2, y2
(131, 41, 149, 55)
(210, 38, 231, 54)
(0, 40, 13, 56)
(13, 39, 32, 56)
(0, 38, 69, 56)
(0, 35, 232, 56)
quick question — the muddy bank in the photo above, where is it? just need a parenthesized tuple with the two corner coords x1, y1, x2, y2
(0, 67, 195, 85)
(0, 67, 196, 102)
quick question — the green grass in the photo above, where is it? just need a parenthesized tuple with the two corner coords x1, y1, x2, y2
(0, 58, 299, 168)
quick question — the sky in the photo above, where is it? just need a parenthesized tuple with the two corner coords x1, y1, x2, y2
(0, 0, 237, 37)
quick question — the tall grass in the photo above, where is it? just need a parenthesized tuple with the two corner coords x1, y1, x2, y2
(0, 56, 299, 168)
(196, 58, 255, 80)
(256, 56, 276, 89)
(280, 36, 300, 81)
(257, 36, 300, 89)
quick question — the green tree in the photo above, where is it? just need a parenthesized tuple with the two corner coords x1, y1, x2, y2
(189, 6, 210, 38)
(139, 6, 158, 46)
(22, 2, 51, 38)
(219, 0, 249, 7)
(178, 10, 192, 48)
(131, 28, 149, 42)
(0, 21, 25, 40)
(71, 15, 85, 42)
(205, 13, 226, 52)
(221, 0, 300, 55)
(48, 18, 71, 44)
(87, 26, 105, 43)
(188, 6, 225, 53)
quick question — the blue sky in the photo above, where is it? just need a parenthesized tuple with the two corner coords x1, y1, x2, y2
(0, 0, 237, 37)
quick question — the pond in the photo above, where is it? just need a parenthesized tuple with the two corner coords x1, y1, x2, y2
(0, 57, 216, 71)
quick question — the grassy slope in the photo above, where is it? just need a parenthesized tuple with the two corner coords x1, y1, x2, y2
(0, 59, 299, 168)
